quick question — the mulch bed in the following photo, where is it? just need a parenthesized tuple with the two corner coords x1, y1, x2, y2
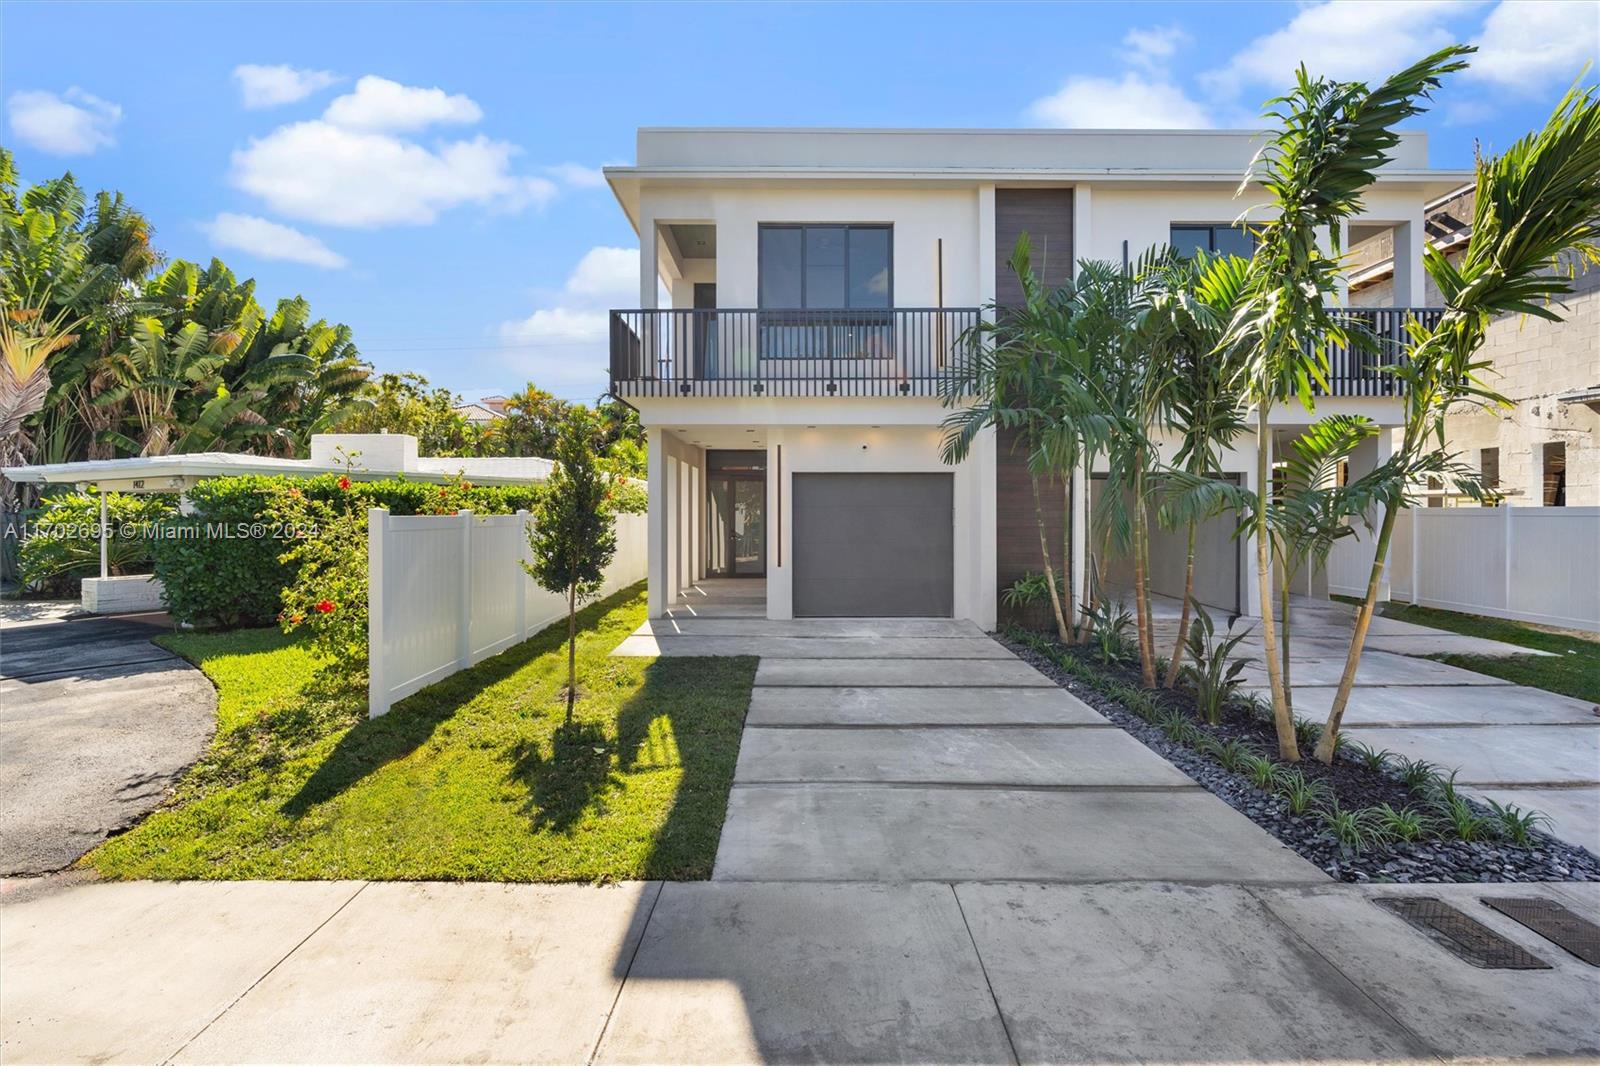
(1003, 632, 1600, 884)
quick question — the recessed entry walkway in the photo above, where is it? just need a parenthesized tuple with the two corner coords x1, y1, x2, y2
(615, 601, 1323, 884)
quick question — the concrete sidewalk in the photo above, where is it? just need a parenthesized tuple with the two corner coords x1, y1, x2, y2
(4, 877, 1595, 1064)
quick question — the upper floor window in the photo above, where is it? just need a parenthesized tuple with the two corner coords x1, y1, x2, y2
(1170, 224, 1254, 259)
(759, 224, 892, 309)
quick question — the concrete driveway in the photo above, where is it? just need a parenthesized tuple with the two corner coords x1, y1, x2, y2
(1163, 596, 1600, 855)
(617, 603, 1323, 884)
(0, 604, 216, 875)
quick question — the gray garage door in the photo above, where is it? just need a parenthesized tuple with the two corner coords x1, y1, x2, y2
(792, 473, 954, 617)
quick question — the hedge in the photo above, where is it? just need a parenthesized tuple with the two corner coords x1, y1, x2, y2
(18, 491, 178, 595)
(150, 474, 544, 628)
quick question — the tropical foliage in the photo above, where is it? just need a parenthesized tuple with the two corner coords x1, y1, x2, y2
(1, 153, 372, 483)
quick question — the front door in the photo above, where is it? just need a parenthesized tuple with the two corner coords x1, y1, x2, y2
(706, 449, 764, 577)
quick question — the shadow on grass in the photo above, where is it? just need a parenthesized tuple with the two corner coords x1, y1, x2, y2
(503, 655, 756, 877)
(281, 584, 645, 818)
(508, 719, 617, 832)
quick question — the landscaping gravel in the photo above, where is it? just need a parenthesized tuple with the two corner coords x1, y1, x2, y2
(1004, 634, 1600, 884)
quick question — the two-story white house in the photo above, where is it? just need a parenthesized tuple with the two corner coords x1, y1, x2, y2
(604, 128, 1469, 629)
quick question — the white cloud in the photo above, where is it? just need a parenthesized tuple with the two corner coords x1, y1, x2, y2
(546, 162, 608, 188)
(233, 64, 341, 109)
(1123, 25, 1190, 70)
(198, 212, 347, 268)
(322, 75, 481, 132)
(7, 88, 120, 155)
(230, 75, 553, 227)
(1029, 72, 1213, 128)
(1201, 1, 1476, 100)
(231, 122, 555, 227)
(563, 246, 640, 300)
(1468, 0, 1600, 91)
(494, 246, 645, 395)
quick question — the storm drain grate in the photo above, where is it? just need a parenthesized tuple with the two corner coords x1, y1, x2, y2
(1483, 897, 1600, 966)
(1374, 897, 1550, 969)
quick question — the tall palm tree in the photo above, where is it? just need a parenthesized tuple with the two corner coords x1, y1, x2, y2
(1221, 46, 1470, 760)
(1152, 252, 1251, 687)
(943, 234, 1104, 643)
(1315, 80, 1600, 762)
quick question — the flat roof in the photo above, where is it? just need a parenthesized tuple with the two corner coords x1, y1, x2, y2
(605, 126, 1471, 231)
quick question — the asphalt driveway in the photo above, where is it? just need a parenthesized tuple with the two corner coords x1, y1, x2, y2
(0, 604, 216, 875)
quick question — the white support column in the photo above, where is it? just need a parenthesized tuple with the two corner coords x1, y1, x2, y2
(1072, 184, 1092, 278)
(977, 184, 996, 309)
(367, 508, 388, 719)
(98, 489, 108, 579)
(646, 427, 666, 617)
(639, 214, 659, 310)
(664, 454, 679, 607)
(1393, 211, 1426, 308)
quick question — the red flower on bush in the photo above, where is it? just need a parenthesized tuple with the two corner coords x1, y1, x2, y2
(438, 486, 448, 496)
(288, 487, 302, 499)
(337, 475, 351, 490)
(313, 599, 336, 614)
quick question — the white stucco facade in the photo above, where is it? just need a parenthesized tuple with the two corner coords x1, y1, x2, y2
(606, 127, 1467, 627)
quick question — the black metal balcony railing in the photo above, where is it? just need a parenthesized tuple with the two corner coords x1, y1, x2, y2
(1319, 307, 1443, 397)
(609, 308, 981, 398)
(608, 305, 1441, 400)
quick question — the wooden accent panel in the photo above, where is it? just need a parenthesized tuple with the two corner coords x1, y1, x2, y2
(995, 189, 1074, 308)
(996, 426, 1069, 622)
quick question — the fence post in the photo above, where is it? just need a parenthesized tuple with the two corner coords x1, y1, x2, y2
(367, 508, 388, 719)
(515, 509, 530, 642)
(1503, 502, 1514, 612)
(1409, 507, 1420, 606)
(458, 509, 473, 669)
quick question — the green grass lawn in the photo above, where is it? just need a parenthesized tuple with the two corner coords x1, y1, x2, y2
(1334, 596, 1600, 704)
(87, 584, 758, 882)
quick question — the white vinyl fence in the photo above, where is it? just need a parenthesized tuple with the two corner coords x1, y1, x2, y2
(367, 507, 648, 717)
(1326, 506, 1600, 633)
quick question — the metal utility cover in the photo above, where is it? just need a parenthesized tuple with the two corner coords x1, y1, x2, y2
(1483, 897, 1600, 966)
(792, 473, 954, 618)
(1374, 897, 1551, 970)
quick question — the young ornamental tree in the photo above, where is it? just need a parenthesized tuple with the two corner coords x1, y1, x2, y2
(524, 408, 618, 724)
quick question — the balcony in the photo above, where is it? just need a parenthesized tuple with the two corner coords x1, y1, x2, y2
(609, 308, 981, 399)
(607, 306, 1439, 400)
(1318, 307, 1443, 397)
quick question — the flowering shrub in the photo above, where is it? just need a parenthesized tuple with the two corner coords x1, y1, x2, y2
(275, 488, 369, 667)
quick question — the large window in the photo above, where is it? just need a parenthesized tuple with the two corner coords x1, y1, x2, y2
(758, 224, 892, 308)
(1170, 224, 1255, 259)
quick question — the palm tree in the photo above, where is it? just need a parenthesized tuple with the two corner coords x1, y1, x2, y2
(1315, 80, 1600, 762)
(1153, 252, 1251, 687)
(1078, 255, 1169, 685)
(1221, 46, 1470, 760)
(943, 235, 1102, 643)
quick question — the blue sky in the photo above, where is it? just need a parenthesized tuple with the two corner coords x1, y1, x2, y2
(6, 1, 1596, 403)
